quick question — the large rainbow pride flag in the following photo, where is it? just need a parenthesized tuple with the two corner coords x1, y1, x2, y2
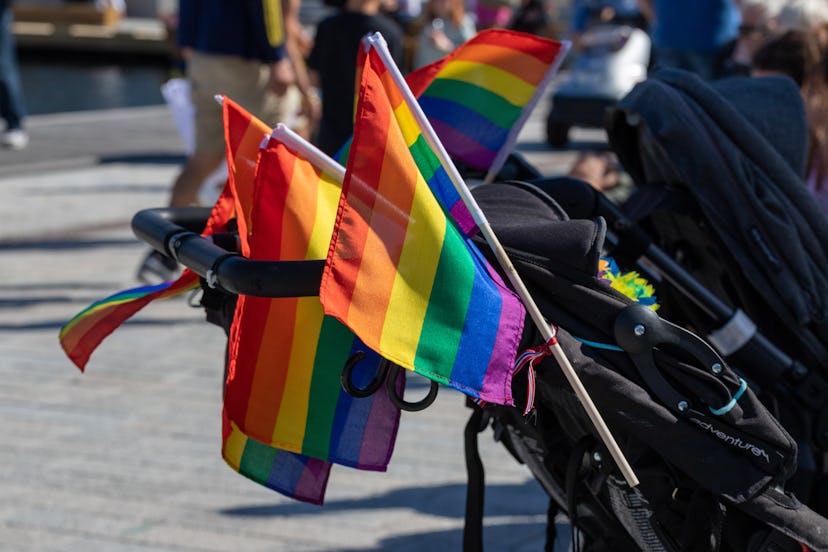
(319, 40, 526, 405)
(224, 131, 402, 469)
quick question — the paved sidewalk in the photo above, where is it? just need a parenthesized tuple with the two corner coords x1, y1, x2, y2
(0, 104, 601, 551)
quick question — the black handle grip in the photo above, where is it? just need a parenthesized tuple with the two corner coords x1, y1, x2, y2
(131, 207, 323, 298)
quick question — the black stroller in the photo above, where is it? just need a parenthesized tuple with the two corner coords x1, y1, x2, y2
(602, 69, 828, 513)
(460, 69, 828, 550)
(130, 70, 828, 552)
(463, 179, 827, 552)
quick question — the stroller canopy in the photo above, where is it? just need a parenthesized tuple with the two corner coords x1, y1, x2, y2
(607, 69, 828, 334)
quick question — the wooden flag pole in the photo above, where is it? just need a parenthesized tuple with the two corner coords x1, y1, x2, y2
(365, 33, 639, 488)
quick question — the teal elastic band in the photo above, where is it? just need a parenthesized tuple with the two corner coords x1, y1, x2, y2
(709, 378, 748, 416)
(573, 337, 624, 352)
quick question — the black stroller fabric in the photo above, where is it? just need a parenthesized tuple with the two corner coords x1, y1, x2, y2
(606, 69, 828, 368)
(601, 69, 828, 516)
(469, 181, 828, 551)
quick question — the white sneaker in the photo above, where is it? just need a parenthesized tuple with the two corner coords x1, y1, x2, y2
(2, 129, 29, 150)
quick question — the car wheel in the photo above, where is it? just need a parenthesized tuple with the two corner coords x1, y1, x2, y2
(546, 120, 570, 148)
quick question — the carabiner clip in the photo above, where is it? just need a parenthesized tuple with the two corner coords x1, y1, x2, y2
(341, 351, 388, 398)
(340, 352, 439, 412)
(386, 364, 439, 412)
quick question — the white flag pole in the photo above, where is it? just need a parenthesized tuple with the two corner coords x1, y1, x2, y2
(365, 33, 638, 488)
(271, 123, 346, 183)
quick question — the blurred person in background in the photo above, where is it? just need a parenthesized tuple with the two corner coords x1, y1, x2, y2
(282, 0, 322, 140)
(307, 0, 404, 156)
(715, 0, 783, 78)
(753, 28, 828, 211)
(568, 0, 644, 49)
(638, 0, 740, 80)
(474, 0, 516, 30)
(411, 0, 475, 69)
(775, 0, 828, 33)
(138, 0, 298, 283)
(0, 0, 27, 150)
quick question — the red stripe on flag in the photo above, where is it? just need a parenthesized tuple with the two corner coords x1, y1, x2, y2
(223, 98, 271, 255)
(449, 42, 559, 86)
(464, 29, 562, 65)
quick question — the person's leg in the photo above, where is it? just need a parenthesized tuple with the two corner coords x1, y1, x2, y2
(0, 6, 28, 148)
(0, 7, 25, 127)
(178, 51, 236, 206)
(168, 149, 225, 207)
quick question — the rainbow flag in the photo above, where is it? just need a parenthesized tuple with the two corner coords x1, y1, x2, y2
(58, 276, 199, 370)
(57, 97, 267, 372)
(407, 29, 567, 176)
(222, 410, 331, 505)
(222, 97, 272, 255)
(224, 132, 402, 471)
(218, 100, 343, 505)
(319, 42, 526, 405)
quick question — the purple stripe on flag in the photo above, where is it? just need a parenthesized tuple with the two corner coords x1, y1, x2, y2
(357, 368, 404, 469)
(265, 450, 331, 505)
(294, 456, 332, 505)
(430, 119, 497, 171)
(449, 199, 478, 236)
(479, 263, 525, 403)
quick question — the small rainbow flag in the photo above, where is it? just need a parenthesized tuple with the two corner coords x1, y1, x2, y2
(222, 410, 331, 505)
(224, 131, 402, 472)
(59, 277, 199, 370)
(57, 97, 267, 372)
(319, 41, 526, 405)
(407, 29, 567, 176)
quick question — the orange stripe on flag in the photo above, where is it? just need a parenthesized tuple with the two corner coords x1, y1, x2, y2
(280, 157, 320, 260)
(450, 42, 552, 86)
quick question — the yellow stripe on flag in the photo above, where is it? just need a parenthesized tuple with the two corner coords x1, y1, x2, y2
(380, 173, 444, 362)
(393, 103, 421, 148)
(223, 421, 248, 471)
(307, 172, 343, 258)
(272, 297, 325, 449)
(437, 60, 534, 107)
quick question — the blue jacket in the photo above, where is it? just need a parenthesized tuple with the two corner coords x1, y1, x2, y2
(651, 0, 739, 52)
(178, 0, 285, 62)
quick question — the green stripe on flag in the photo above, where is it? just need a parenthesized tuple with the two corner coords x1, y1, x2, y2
(302, 317, 355, 457)
(239, 437, 278, 482)
(424, 79, 522, 129)
(409, 135, 440, 183)
(414, 225, 474, 380)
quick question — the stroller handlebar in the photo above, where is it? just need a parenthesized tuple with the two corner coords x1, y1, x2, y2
(131, 207, 323, 298)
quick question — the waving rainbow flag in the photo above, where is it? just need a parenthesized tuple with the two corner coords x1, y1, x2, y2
(319, 41, 526, 405)
(408, 29, 567, 177)
(224, 130, 402, 471)
(58, 276, 199, 370)
(57, 95, 271, 372)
